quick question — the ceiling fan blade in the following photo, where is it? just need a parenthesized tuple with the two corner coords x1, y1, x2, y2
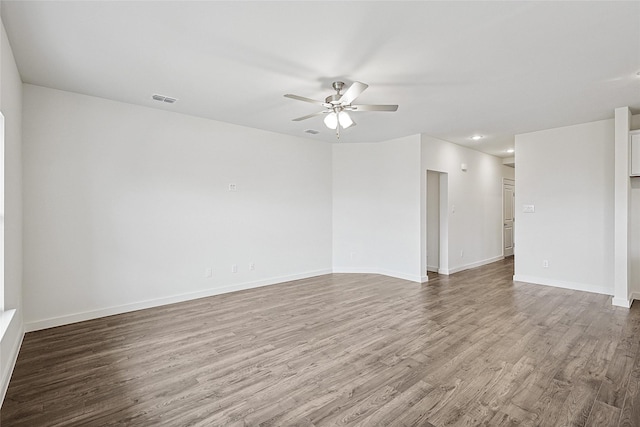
(292, 111, 326, 121)
(338, 81, 368, 105)
(284, 94, 328, 106)
(351, 104, 399, 112)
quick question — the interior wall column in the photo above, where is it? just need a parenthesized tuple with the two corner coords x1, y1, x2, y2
(613, 106, 631, 307)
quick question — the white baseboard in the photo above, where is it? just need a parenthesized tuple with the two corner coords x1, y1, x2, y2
(332, 267, 423, 284)
(0, 309, 16, 342)
(513, 274, 613, 296)
(612, 297, 633, 308)
(1, 311, 24, 407)
(427, 265, 439, 273)
(446, 255, 505, 275)
(421, 275, 429, 283)
(25, 269, 332, 332)
(611, 293, 640, 308)
(377, 268, 423, 283)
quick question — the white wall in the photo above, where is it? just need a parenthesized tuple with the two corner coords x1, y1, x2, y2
(0, 14, 23, 406)
(421, 135, 506, 275)
(332, 135, 423, 282)
(22, 84, 333, 331)
(514, 119, 614, 295)
(502, 165, 515, 180)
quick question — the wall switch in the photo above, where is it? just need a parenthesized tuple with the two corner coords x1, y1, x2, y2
(228, 183, 237, 192)
(543, 260, 549, 268)
(205, 267, 212, 278)
(231, 264, 238, 273)
(523, 204, 535, 213)
(249, 262, 255, 271)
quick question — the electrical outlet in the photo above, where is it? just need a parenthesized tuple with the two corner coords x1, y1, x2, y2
(249, 262, 255, 271)
(460, 250, 464, 258)
(350, 252, 355, 260)
(543, 260, 549, 268)
(228, 183, 237, 192)
(205, 267, 212, 278)
(232, 264, 238, 273)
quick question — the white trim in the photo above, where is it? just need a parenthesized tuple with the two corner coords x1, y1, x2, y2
(25, 269, 332, 332)
(619, 292, 640, 308)
(426, 265, 439, 273)
(513, 274, 613, 296)
(335, 256, 504, 281)
(612, 297, 632, 308)
(377, 268, 422, 283)
(332, 267, 423, 284)
(1, 312, 24, 406)
(0, 309, 15, 342)
(332, 267, 378, 275)
(447, 255, 504, 275)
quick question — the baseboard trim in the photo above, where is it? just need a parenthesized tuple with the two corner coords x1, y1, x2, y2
(1, 314, 24, 407)
(0, 309, 16, 342)
(513, 274, 613, 296)
(332, 267, 423, 284)
(447, 255, 505, 275)
(377, 268, 423, 283)
(612, 297, 633, 308)
(25, 269, 332, 332)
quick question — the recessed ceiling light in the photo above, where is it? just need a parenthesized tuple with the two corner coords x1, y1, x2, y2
(470, 135, 484, 141)
(506, 148, 515, 153)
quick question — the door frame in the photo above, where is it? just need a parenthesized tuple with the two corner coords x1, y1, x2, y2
(424, 170, 449, 278)
(503, 178, 515, 257)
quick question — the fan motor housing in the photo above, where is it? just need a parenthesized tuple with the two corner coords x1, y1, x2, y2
(325, 94, 342, 105)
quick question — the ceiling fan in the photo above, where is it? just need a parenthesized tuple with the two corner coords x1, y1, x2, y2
(284, 81, 398, 139)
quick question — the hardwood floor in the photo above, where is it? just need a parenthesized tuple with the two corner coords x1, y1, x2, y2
(3, 258, 640, 426)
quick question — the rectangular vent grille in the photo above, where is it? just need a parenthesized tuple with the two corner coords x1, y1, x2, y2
(152, 94, 178, 104)
(305, 129, 320, 135)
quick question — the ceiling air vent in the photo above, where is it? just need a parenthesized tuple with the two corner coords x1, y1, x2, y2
(152, 94, 178, 104)
(304, 129, 320, 135)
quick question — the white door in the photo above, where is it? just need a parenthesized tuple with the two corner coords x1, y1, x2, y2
(503, 180, 515, 257)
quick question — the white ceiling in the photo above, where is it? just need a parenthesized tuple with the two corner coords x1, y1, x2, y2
(2, 1, 639, 157)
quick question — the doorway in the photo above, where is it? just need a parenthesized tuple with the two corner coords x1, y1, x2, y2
(426, 170, 448, 274)
(503, 179, 515, 257)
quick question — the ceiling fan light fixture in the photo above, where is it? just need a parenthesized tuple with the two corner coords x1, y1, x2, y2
(338, 111, 354, 129)
(285, 81, 397, 138)
(324, 112, 338, 129)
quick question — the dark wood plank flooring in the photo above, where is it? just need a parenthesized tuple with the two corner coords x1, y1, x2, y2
(3, 258, 640, 426)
